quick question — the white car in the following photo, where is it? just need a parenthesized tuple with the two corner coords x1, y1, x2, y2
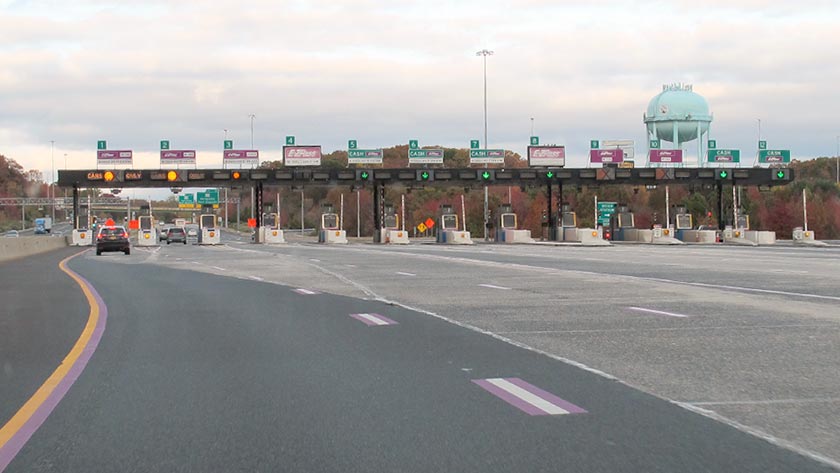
(4, 230, 20, 238)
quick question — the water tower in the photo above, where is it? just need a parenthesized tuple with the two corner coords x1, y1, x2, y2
(644, 83, 713, 166)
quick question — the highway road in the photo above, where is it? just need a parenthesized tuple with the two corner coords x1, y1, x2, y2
(1, 236, 839, 471)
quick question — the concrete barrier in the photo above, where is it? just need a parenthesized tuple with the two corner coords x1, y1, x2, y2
(0, 236, 70, 263)
(678, 230, 717, 244)
(498, 229, 534, 244)
(744, 230, 776, 245)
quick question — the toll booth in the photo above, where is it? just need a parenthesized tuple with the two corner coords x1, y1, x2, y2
(793, 227, 826, 246)
(557, 203, 608, 245)
(319, 204, 347, 244)
(495, 204, 533, 243)
(71, 215, 93, 246)
(262, 212, 286, 244)
(611, 205, 636, 241)
(436, 204, 472, 244)
(199, 214, 221, 245)
(137, 215, 157, 246)
(380, 204, 409, 244)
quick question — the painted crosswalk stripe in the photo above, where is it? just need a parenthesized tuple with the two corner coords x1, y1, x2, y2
(472, 378, 586, 416)
(349, 313, 398, 326)
(628, 306, 689, 318)
(293, 288, 318, 295)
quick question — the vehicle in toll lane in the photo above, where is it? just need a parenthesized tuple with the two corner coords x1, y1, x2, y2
(167, 227, 187, 244)
(159, 227, 170, 242)
(185, 224, 199, 244)
(96, 226, 130, 256)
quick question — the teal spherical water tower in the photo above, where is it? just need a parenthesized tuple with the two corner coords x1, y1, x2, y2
(644, 83, 713, 165)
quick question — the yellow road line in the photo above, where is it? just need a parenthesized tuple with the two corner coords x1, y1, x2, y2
(0, 250, 98, 450)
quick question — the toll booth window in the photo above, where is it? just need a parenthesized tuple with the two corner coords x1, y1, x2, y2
(384, 216, 398, 228)
(501, 214, 516, 229)
(200, 215, 215, 228)
(561, 213, 576, 227)
(617, 212, 635, 228)
(139, 218, 152, 230)
(442, 215, 458, 230)
(676, 214, 692, 229)
(322, 214, 338, 229)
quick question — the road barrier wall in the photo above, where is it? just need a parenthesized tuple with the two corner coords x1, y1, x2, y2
(0, 236, 70, 263)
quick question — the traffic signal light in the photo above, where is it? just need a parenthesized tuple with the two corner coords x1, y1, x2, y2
(232, 171, 242, 180)
(480, 170, 493, 182)
(356, 170, 371, 181)
(417, 170, 432, 182)
(167, 170, 178, 182)
(104, 171, 116, 182)
(772, 168, 791, 181)
(716, 169, 731, 180)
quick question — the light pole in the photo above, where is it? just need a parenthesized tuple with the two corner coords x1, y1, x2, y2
(476, 49, 493, 241)
(836, 135, 839, 184)
(248, 115, 255, 148)
(50, 140, 55, 222)
(530, 117, 534, 136)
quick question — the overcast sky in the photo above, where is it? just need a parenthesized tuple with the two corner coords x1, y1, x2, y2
(2, 0, 839, 182)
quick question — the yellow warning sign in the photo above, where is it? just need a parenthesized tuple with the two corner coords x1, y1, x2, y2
(417, 222, 427, 232)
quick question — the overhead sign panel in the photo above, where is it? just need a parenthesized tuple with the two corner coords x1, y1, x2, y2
(648, 149, 683, 163)
(759, 150, 791, 163)
(469, 149, 505, 164)
(223, 149, 259, 166)
(160, 150, 197, 165)
(348, 149, 383, 164)
(589, 149, 624, 164)
(408, 148, 444, 164)
(601, 139, 635, 160)
(284, 145, 322, 166)
(527, 146, 565, 167)
(97, 150, 133, 166)
(196, 189, 219, 205)
(707, 149, 740, 163)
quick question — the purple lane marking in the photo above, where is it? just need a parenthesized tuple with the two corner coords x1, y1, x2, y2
(506, 378, 587, 414)
(471, 378, 586, 416)
(0, 258, 109, 471)
(473, 379, 546, 415)
(349, 313, 398, 326)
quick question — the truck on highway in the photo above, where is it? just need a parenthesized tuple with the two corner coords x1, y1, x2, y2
(34, 217, 52, 234)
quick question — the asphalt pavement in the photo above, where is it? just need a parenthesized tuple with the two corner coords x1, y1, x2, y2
(1, 239, 838, 471)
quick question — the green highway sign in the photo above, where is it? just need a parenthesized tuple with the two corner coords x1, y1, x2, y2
(759, 140, 767, 150)
(707, 149, 740, 163)
(160, 140, 170, 150)
(409, 140, 419, 150)
(597, 201, 617, 226)
(97, 140, 107, 150)
(285, 136, 295, 145)
(759, 149, 790, 163)
(649, 139, 660, 149)
(348, 140, 357, 149)
(224, 140, 233, 150)
(178, 194, 195, 204)
(708, 139, 717, 149)
(196, 189, 219, 205)
(347, 148, 383, 164)
(590, 140, 599, 149)
(470, 140, 480, 149)
(530, 136, 539, 146)
(408, 148, 444, 164)
(469, 149, 505, 164)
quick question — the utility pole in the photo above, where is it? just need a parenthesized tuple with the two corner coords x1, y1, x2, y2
(476, 49, 494, 241)
(50, 140, 55, 222)
(249, 115, 255, 148)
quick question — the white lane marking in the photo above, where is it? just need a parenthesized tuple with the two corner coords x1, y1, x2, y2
(484, 378, 569, 415)
(310, 258, 321, 262)
(294, 288, 317, 295)
(354, 313, 391, 326)
(687, 398, 840, 406)
(248, 276, 264, 281)
(345, 264, 357, 268)
(396, 271, 416, 276)
(191, 261, 201, 265)
(498, 323, 840, 335)
(628, 306, 690, 318)
(479, 284, 511, 290)
(211, 266, 227, 271)
(642, 277, 840, 302)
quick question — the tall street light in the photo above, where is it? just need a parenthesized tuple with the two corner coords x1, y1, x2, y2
(50, 140, 55, 222)
(249, 115, 256, 148)
(476, 49, 493, 241)
(836, 135, 839, 184)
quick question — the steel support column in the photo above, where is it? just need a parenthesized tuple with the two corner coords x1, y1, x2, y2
(717, 182, 725, 231)
(73, 186, 80, 229)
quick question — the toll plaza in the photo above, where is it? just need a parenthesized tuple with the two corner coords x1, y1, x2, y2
(495, 204, 533, 243)
(318, 203, 347, 244)
(199, 214, 220, 245)
(58, 167, 794, 246)
(436, 204, 473, 245)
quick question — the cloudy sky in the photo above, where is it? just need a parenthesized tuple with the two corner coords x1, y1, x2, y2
(2, 0, 840, 182)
